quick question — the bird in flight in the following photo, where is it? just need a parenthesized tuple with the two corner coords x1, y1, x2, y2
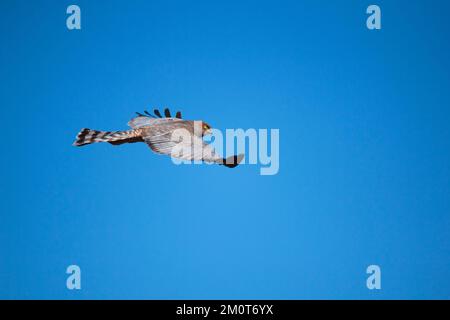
(73, 108, 244, 168)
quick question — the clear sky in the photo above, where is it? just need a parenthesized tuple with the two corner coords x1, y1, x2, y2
(1, 0, 449, 299)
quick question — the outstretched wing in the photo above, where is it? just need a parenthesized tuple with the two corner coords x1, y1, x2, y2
(142, 125, 243, 167)
(144, 130, 220, 162)
(128, 108, 183, 128)
(136, 108, 182, 119)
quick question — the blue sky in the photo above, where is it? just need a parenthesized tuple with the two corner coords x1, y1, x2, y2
(1, 0, 449, 299)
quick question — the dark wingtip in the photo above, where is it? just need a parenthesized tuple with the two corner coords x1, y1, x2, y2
(221, 154, 245, 168)
(136, 111, 156, 118)
(138, 108, 180, 119)
(153, 109, 162, 118)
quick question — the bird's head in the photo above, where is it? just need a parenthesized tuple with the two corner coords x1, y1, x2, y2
(201, 122, 213, 136)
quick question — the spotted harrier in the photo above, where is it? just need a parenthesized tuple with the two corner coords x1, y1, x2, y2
(73, 108, 244, 168)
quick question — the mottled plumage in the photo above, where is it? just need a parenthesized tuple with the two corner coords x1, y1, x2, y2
(73, 108, 244, 168)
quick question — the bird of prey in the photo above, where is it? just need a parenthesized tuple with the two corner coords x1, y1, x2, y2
(73, 108, 244, 168)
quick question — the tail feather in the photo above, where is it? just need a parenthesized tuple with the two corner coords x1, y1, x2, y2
(73, 128, 143, 146)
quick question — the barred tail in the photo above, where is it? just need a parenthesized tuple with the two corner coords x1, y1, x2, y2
(73, 128, 143, 147)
